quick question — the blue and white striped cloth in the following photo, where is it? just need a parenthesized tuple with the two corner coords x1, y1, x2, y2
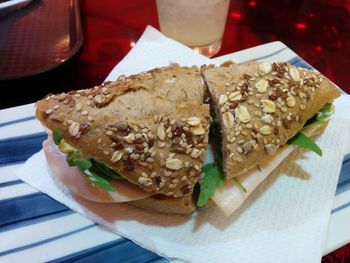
(1, 37, 349, 262)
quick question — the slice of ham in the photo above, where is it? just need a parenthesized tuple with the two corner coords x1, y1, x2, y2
(211, 122, 324, 217)
(43, 137, 154, 203)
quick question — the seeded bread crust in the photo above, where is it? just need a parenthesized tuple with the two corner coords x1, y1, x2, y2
(132, 195, 195, 214)
(202, 61, 340, 178)
(36, 65, 210, 197)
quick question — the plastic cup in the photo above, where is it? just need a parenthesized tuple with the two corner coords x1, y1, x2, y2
(156, 0, 230, 57)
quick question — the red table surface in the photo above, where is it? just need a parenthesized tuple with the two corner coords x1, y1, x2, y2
(1, 0, 350, 261)
(0, 0, 349, 109)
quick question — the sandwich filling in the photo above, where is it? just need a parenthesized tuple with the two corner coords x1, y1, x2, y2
(53, 130, 124, 191)
(44, 135, 154, 202)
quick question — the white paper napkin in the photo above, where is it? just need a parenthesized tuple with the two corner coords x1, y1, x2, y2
(106, 26, 211, 80)
(15, 26, 350, 263)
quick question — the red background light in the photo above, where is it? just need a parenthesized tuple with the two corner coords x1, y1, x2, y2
(249, 1, 257, 7)
(231, 12, 242, 20)
(295, 23, 307, 29)
(315, 46, 322, 52)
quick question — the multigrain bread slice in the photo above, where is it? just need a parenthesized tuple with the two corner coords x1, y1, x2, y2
(202, 61, 340, 179)
(132, 194, 195, 214)
(36, 64, 210, 199)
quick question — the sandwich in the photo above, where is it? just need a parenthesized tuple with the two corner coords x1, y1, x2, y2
(201, 61, 340, 216)
(36, 61, 340, 216)
(36, 64, 210, 214)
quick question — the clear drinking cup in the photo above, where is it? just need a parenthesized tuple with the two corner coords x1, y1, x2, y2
(156, 0, 230, 57)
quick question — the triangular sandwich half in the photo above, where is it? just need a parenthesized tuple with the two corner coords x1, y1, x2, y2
(202, 61, 340, 215)
(36, 64, 210, 214)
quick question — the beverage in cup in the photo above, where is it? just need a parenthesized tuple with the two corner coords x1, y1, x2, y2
(156, 0, 230, 57)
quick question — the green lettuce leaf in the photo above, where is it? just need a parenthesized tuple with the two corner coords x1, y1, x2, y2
(314, 103, 333, 124)
(288, 132, 322, 156)
(83, 169, 116, 192)
(197, 163, 225, 207)
(65, 151, 116, 192)
(53, 130, 63, 145)
(288, 103, 333, 156)
(92, 160, 124, 180)
(74, 159, 92, 171)
(305, 103, 333, 127)
(233, 177, 247, 193)
(66, 151, 81, 167)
